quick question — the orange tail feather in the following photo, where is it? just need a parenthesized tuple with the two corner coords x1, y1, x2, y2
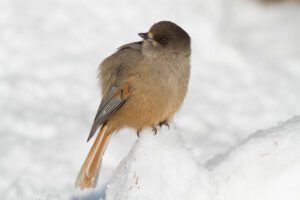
(75, 125, 112, 189)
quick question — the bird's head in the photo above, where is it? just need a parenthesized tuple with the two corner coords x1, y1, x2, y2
(139, 21, 191, 57)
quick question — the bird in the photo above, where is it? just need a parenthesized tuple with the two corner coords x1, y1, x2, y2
(75, 21, 191, 189)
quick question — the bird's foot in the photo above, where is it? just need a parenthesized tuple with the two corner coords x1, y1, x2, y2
(152, 126, 158, 135)
(159, 120, 170, 129)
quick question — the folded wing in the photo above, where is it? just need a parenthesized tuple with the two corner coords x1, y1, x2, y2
(87, 86, 128, 142)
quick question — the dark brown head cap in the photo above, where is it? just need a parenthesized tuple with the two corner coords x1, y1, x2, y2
(152, 21, 190, 51)
(140, 21, 191, 53)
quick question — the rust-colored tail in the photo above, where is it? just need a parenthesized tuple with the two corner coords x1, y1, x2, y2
(75, 125, 112, 189)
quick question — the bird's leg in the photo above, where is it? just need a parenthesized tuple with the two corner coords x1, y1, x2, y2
(136, 129, 141, 137)
(152, 126, 158, 135)
(159, 120, 170, 129)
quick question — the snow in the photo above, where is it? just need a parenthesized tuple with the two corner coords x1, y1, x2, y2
(106, 127, 212, 200)
(1, 0, 300, 199)
(107, 117, 300, 200)
(208, 116, 300, 200)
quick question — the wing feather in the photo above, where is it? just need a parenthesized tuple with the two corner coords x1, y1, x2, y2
(87, 87, 127, 142)
(87, 42, 141, 142)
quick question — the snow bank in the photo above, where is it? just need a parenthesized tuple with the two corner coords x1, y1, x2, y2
(106, 128, 212, 200)
(107, 116, 300, 200)
(208, 116, 300, 200)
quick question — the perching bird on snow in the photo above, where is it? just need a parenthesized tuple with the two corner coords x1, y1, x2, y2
(75, 21, 191, 189)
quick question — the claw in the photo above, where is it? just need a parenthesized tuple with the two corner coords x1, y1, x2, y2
(159, 120, 169, 129)
(152, 126, 158, 135)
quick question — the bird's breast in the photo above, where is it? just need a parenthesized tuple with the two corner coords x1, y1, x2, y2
(135, 56, 190, 120)
(112, 56, 190, 130)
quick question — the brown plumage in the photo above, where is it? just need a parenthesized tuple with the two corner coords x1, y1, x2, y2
(75, 21, 191, 189)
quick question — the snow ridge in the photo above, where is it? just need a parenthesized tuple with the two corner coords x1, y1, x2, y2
(106, 116, 300, 200)
(106, 128, 212, 200)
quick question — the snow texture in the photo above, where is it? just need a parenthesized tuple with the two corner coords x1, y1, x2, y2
(1, 0, 300, 199)
(208, 116, 300, 200)
(106, 128, 212, 200)
(107, 117, 300, 200)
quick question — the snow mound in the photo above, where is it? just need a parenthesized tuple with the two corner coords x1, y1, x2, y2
(107, 116, 300, 200)
(209, 116, 300, 200)
(105, 128, 212, 200)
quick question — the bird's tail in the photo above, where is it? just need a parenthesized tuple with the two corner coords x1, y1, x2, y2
(75, 125, 112, 189)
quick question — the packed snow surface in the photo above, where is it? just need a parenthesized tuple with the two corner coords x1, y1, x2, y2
(1, 0, 300, 199)
(209, 116, 300, 200)
(106, 117, 300, 200)
(106, 128, 212, 200)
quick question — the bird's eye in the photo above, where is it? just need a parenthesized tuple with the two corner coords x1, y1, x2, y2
(158, 37, 168, 45)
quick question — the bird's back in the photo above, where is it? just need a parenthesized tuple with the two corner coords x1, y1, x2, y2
(99, 42, 143, 96)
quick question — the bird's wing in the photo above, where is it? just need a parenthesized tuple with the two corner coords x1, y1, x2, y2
(87, 41, 142, 142)
(87, 83, 132, 142)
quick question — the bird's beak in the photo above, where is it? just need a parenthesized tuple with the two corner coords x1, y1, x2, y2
(139, 32, 158, 47)
(138, 32, 148, 39)
(138, 32, 154, 41)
